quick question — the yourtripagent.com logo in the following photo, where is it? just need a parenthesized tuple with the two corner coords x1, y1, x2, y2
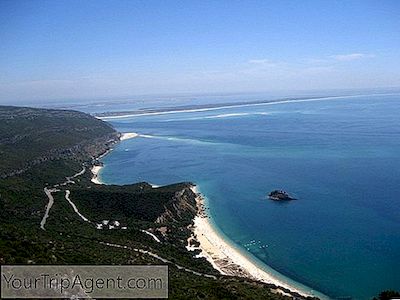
(1, 265, 168, 298)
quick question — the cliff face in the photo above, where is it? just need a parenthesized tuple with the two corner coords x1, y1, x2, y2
(0, 106, 118, 178)
(156, 187, 198, 224)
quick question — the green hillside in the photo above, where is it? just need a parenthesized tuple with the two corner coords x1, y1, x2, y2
(0, 106, 117, 177)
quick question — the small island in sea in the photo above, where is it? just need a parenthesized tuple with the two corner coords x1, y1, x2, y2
(268, 190, 297, 201)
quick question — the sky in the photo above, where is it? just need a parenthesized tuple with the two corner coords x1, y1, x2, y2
(0, 0, 399, 104)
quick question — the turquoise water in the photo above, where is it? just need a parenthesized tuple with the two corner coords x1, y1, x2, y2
(99, 94, 400, 299)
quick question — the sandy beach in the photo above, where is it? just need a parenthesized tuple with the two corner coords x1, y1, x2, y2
(91, 165, 103, 184)
(189, 186, 327, 299)
(120, 132, 138, 140)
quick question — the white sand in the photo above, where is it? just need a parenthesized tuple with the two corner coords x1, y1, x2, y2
(91, 165, 103, 184)
(120, 132, 138, 140)
(189, 186, 327, 299)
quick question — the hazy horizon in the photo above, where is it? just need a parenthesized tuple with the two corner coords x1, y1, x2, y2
(3, 87, 400, 111)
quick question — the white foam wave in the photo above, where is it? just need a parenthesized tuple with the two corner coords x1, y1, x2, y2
(205, 113, 250, 119)
(165, 112, 269, 122)
(137, 134, 221, 146)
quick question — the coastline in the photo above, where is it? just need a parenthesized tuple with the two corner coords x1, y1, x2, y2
(120, 132, 138, 140)
(90, 165, 103, 184)
(90, 132, 138, 185)
(189, 185, 329, 299)
(90, 131, 328, 299)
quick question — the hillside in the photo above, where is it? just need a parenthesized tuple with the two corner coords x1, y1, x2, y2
(0, 105, 313, 299)
(0, 106, 118, 178)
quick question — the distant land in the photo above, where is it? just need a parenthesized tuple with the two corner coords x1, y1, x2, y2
(94, 95, 336, 118)
(93, 92, 398, 119)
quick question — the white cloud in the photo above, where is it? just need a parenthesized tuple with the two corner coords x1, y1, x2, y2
(330, 53, 375, 61)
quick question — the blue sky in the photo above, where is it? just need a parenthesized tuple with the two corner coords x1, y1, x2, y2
(0, 0, 399, 103)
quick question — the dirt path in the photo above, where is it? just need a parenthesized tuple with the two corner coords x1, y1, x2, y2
(40, 167, 86, 229)
(40, 187, 59, 230)
(65, 189, 91, 222)
(99, 241, 217, 280)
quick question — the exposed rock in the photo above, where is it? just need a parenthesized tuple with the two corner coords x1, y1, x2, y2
(156, 187, 197, 224)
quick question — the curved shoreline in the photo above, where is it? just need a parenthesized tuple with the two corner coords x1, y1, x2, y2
(189, 186, 330, 300)
(90, 132, 139, 184)
(92, 131, 329, 299)
(91, 165, 103, 184)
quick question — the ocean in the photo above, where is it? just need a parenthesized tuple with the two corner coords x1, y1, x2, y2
(96, 94, 400, 299)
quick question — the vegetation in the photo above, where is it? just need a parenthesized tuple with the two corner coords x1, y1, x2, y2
(373, 290, 400, 300)
(0, 105, 117, 177)
(0, 105, 315, 299)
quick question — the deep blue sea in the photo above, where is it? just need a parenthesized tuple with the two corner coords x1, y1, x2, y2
(98, 94, 400, 299)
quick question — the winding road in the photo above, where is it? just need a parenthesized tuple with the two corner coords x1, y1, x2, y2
(39, 165, 220, 282)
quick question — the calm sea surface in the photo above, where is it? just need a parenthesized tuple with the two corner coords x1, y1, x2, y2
(99, 94, 400, 299)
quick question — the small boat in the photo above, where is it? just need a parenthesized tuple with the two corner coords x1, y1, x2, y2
(268, 190, 296, 201)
